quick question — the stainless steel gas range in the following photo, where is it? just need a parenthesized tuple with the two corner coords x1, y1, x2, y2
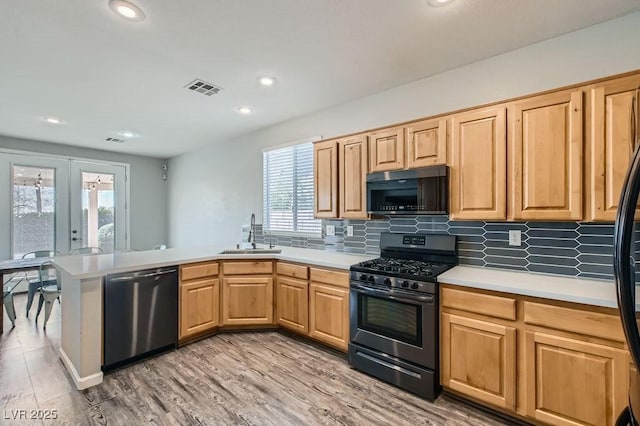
(348, 232, 457, 400)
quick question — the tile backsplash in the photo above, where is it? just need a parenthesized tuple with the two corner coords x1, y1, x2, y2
(254, 216, 618, 281)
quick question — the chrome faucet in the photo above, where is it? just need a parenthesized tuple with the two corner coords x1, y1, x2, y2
(248, 213, 257, 249)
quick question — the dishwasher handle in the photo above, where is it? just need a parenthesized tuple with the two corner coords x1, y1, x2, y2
(108, 269, 177, 282)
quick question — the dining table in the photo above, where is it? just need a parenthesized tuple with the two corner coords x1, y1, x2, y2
(1, 257, 54, 331)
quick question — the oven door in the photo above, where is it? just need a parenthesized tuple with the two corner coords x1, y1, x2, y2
(349, 283, 437, 368)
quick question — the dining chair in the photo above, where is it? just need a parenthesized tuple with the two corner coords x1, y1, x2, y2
(69, 247, 103, 255)
(34, 261, 60, 329)
(23, 250, 63, 317)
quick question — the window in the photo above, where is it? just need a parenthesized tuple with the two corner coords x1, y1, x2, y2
(263, 142, 321, 236)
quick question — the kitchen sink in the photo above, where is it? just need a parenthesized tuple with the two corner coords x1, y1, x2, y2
(219, 248, 282, 255)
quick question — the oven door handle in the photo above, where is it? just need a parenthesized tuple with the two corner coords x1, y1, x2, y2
(353, 285, 434, 304)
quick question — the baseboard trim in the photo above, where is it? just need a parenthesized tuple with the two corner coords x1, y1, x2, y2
(59, 348, 103, 390)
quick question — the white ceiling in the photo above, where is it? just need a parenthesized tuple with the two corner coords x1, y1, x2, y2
(0, 0, 639, 158)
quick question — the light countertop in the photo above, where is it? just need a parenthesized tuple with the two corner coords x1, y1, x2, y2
(52, 245, 375, 280)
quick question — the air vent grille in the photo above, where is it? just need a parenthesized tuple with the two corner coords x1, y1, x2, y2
(185, 79, 222, 96)
(106, 137, 126, 143)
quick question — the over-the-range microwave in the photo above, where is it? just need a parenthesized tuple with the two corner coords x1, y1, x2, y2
(366, 165, 448, 215)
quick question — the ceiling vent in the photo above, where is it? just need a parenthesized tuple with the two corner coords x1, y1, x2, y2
(106, 137, 126, 143)
(184, 79, 222, 96)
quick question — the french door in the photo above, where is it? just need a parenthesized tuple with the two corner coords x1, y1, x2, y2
(0, 152, 128, 260)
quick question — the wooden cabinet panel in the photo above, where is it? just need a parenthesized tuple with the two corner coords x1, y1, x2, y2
(314, 140, 338, 218)
(441, 313, 517, 410)
(309, 282, 349, 351)
(180, 278, 219, 339)
(222, 277, 274, 325)
(276, 276, 308, 334)
(181, 262, 218, 281)
(525, 331, 628, 426)
(368, 127, 404, 172)
(406, 118, 447, 168)
(450, 106, 507, 220)
(222, 261, 273, 275)
(441, 286, 516, 320)
(309, 267, 349, 288)
(338, 135, 368, 219)
(510, 90, 583, 220)
(276, 262, 308, 280)
(589, 75, 640, 221)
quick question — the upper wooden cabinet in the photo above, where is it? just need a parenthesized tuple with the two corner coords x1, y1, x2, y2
(368, 127, 404, 172)
(509, 90, 584, 220)
(314, 140, 338, 218)
(338, 135, 368, 219)
(588, 75, 640, 221)
(450, 106, 507, 220)
(406, 118, 447, 168)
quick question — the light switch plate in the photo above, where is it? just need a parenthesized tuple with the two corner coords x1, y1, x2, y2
(509, 230, 522, 246)
(326, 225, 335, 236)
(347, 225, 354, 237)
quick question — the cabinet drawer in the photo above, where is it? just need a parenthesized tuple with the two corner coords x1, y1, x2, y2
(276, 262, 308, 280)
(181, 262, 219, 281)
(524, 302, 625, 342)
(441, 287, 516, 321)
(309, 267, 349, 288)
(222, 261, 273, 275)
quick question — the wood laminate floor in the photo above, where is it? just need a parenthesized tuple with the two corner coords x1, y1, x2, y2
(1, 293, 509, 425)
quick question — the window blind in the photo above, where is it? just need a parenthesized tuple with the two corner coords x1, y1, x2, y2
(263, 142, 321, 236)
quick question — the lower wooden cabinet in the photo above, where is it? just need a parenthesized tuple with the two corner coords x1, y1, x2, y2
(276, 276, 308, 334)
(441, 313, 516, 410)
(309, 282, 349, 351)
(525, 331, 628, 426)
(222, 276, 274, 326)
(179, 262, 220, 341)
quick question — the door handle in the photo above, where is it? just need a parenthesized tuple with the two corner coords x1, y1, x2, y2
(71, 237, 81, 241)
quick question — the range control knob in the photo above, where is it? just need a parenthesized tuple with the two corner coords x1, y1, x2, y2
(360, 274, 368, 281)
(401, 280, 409, 288)
(383, 278, 392, 286)
(368, 275, 376, 283)
(411, 282, 419, 290)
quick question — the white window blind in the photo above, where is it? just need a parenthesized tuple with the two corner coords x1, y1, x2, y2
(263, 142, 321, 236)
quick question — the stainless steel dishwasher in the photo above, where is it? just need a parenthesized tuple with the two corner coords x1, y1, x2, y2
(103, 266, 178, 370)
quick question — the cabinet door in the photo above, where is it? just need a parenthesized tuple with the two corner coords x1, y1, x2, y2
(309, 282, 349, 351)
(314, 140, 338, 218)
(180, 278, 219, 339)
(338, 135, 368, 219)
(276, 276, 308, 334)
(222, 277, 274, 326)
(450, 106, 507, 220)
(525, 331, 628, 426)
(368, 127, 404, 172)
(441, 313, 516, 410)
(406, 118, 447, 168)
(510, 90, 583, 220)
(589, 75, 640, 221)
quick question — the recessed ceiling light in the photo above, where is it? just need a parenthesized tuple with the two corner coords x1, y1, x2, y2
(109, 0, 145, 21)
(258, 76, 277, 87)
(120, 131, 137, 138)
(43, 117, 62, 124)
(428, 0, 455, 6)
(237, 106, 254, 115)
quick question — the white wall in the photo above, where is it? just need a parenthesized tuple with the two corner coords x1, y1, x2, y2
(168, 11, 640, 249)
(0, 135, 168, 251)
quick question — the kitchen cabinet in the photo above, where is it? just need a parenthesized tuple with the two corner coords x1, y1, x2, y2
(450, 106, 507, 220)
(276, 262, 309, 334)
(440, 287, 517, 410)
(314, 140, 338, 218)
(338, 135, 368, 219)
(406, 117, 447, 168)
(368, 126, 404, 172)
(588, 74, 640, 221)
(509, 90, 584, 220)
(308, 267, 349, 351)
(221, 261, 274, 326)
(179, 262, 220, 341)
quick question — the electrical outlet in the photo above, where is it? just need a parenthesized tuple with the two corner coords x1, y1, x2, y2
(326, 225, 335, 236)
(347, 225, 354, 237)
(509, 230, 522, 246)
